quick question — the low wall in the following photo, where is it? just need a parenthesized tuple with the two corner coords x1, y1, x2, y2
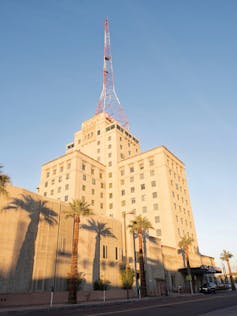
(0, 289, 136, 307)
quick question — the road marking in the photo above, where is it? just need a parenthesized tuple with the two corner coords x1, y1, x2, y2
(86, 295, 230, 316)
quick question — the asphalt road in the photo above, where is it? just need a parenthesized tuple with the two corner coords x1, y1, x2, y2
(1, 292, 237, 316)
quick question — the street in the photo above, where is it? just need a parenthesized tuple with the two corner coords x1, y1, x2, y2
(1, 292, 237, 316)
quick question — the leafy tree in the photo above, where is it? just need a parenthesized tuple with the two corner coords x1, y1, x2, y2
(178, 235, 194, 294)
(0, 165, 10, 196)
(81, 218, 115, 283)
(220, 249, 236, 291)
(64, 199, 93, 304)
(129, 215, 153, 297)
(120, 267, 134, 289)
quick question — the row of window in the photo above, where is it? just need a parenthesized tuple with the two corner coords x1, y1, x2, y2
(120, 160, 154, 176)
(121, 199, 159, 210)
(46, 162, 71, 177)
(81, 163, 103, 178)
(45, 174, 70, 187)
(102, 245, 119, 260)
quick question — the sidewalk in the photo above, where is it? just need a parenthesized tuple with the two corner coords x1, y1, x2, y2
(0, 294, 204, 315)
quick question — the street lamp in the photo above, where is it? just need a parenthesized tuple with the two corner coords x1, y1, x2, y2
(132, 221, 140, 299)
(122, 209, 135, 298)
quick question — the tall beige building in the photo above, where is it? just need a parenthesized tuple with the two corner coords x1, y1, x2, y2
(38, 112, 198, 255)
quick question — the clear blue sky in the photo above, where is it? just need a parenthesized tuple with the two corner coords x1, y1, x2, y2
(1, 0, 237, 270)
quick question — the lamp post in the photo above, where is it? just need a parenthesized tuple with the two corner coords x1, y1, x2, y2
(122, 210, 135, 298)
(132, 222, 140, 299)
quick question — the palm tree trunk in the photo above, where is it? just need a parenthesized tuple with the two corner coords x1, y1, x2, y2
(68, 215, 80, 304)
(227, 260, 236, 291)
(138, 229, 147, 297)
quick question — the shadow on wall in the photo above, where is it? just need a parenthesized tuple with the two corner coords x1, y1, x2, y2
(2, 195, 58, 292)
(81, 218, 116, 285)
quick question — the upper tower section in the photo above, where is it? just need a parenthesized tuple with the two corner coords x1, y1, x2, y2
(95, 18, 129, 130)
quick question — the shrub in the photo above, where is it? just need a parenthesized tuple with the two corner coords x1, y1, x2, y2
(120, 267, 134, 289)
(93, 279, 110, 291)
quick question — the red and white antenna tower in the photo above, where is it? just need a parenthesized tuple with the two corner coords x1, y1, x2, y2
(95, 18, 129, 129)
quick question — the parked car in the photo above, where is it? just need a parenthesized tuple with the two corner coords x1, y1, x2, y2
(199, 282, 217, 294)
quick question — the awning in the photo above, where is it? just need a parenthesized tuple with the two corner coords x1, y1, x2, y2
(179, 265, 222, 275)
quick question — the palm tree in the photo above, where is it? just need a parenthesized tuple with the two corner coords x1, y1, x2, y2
(81, 218, 115, 284)
(220, 250, 236, 291)
(64, 199, 93, 304)
(178, 235, 194, 294)
(0, 165, 10, 196)
(129, 215, 153, 297)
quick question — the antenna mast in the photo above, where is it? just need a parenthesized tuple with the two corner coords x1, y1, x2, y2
(95, 18, 129, 129)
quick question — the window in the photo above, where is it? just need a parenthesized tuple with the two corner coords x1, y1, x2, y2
(91, 200, 94, 206)
(92, 178, 96, 185)
(108, 161, 112, 167)
(109, 203, 113, 209)
(97, 148, 100, 153)
(121, 190, 125, 196)
(131, 187, 135, 193)
(155, 216, 160, 223)
(120, 169, 125, 176)
(82, 164, 86, 170)
(46, 171, 50, 178)
(51, 179, 55, 185)
(153, 203, 159, 210)
(121, 200, 126, 206)
(101, 183, 104, 188)
(130, 166, 134, 173)
(152, 192, 157, 198)
(83, 174, 86, 181)
(99, 172, 103, 179)
(141, 194, 146, 201)
(156, 229, 161, 236)
(64, 195, 68, 202)
(109, 193, 113, 198)
(108, 136, 111, 141)
(109, 183, 112, 188)
(140, 173, 144, 179)
(100, 192, 103, 198)
(57, 187, 61, 193)
(65, 184, 69, 190)
(121, 179, 125, 185)
(142, 206, 147, 213)
(45, 182, 48, 187)
(82, 185, 86, 191)
(130, 176, 134, 182)
(53, 169, 56, 175)
(50, 189, 54, 195)
(115, 247, 118, 260)
(60, 166, 64, 172)
(66, 173, 70, 180)
(131, 198, 136, 204)
(140, 184, 145, 190)
(67, 163, 71, 169)
(97, 130, 100, 135)
(92, 189, 95, 195)
(108, 152, 112, 158)
(44, 192, 47, 197)
(151, 180, 156, 187)
(102, 245, 108, 259)
(108, 172, 112, 178)
(150, 170, 155, 176)
(108, 144, 112, 149)
(149, 159, 154, 166)
(100, 203, 103, 209)
(97, 141, 100, 145)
